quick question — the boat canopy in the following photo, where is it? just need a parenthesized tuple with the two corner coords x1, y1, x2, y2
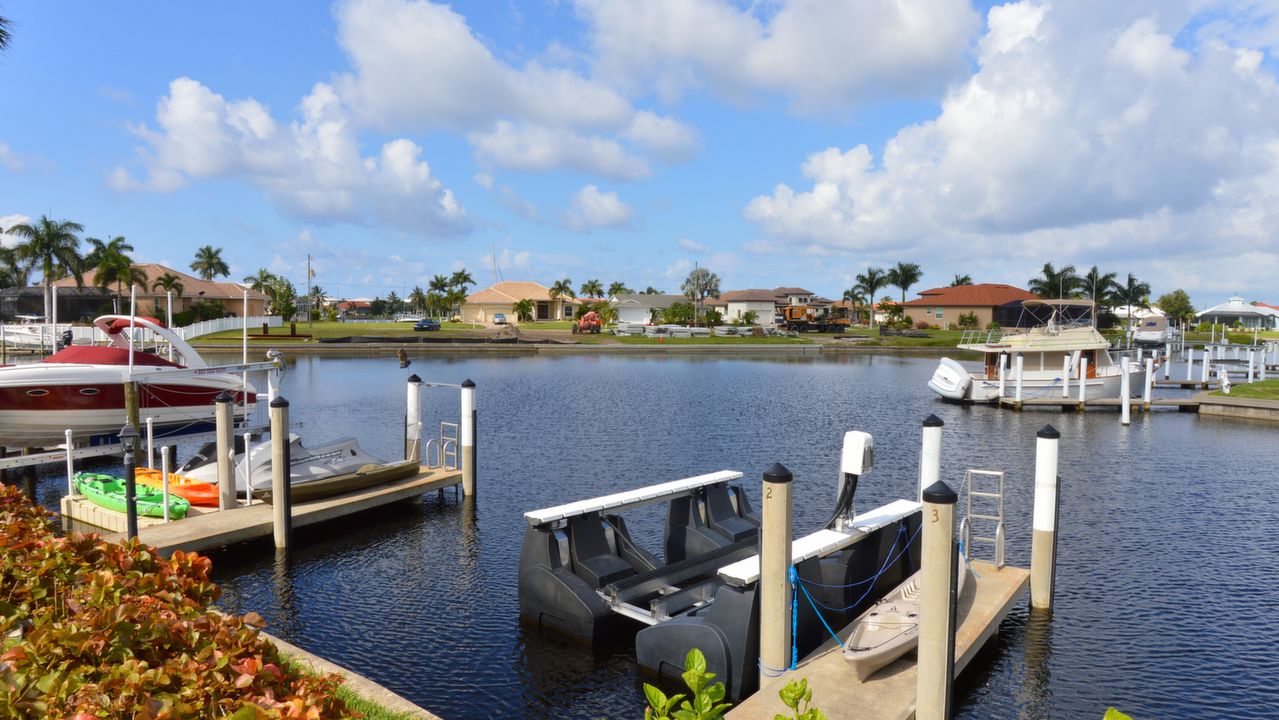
(43, 345, 181, 367)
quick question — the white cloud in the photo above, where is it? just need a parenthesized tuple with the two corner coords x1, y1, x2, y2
(473, 172, 493, 190)
(566, 184, 634, 231)
(0, 214, 32, 248)
(469, 121, 649, 180)
(622, 112, 699, 162)
(743, 1, 1279, 297)
(498, 185, 541, 222)
(576, 0, 979, 113)
(0, 143, 26, 172)
(110, 77, 468, 235)
(677, 237, 708, 253)
(480, 247, 533, 272)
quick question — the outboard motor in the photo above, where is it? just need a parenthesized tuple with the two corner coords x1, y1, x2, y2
(827, 430, 873, 532)
(58, 329, 74, 350)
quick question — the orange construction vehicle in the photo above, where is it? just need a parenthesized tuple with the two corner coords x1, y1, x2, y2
(572, 310, 602, 334)
(778, 305, 849, 332)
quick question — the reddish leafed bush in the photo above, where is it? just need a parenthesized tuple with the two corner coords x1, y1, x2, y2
(0, 485, 352, 719)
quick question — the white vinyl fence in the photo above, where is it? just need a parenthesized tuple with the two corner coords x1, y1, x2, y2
(173, 315, 282, 340)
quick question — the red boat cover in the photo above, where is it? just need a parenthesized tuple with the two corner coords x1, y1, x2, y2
(43, 346, 183, 367)
(107, 316, 165, 333)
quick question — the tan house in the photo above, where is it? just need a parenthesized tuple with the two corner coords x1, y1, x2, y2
(52, 263, 268, 318)
(461, 281, 578, 324)
(901, 284, 1038, 327)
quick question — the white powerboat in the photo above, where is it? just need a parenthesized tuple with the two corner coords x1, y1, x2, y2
(927, 300, 1147, 403)
(0, 315, 266, 447)
(1133, 315, 1179, 346)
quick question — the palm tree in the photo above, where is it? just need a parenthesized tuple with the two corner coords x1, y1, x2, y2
(512, 298, 535, 322)
(642, 286, 663, 295)
(1081, 266, 1119, 311)
(94, 257, 148, 314)
(1114, 273, 1152, 320)
(607, 281, 632, 297)
(950, 274, 972, 287)
(1027, 262, 1081, 299)
(152, 272, 185, 297)
(408, 286, 426, 314)
(190, 245, 230, 281)
(7, 215, 85, 321)
(428, 274, 450, 317)
(0, 13, 11, 52)
(85, 235, 134, 269)
(448, 269, 475, 317)
(0, 246, 27, 289)
(580, 279, 604, 298)
(842, 287, 866, 324)
(886, 262, 922, 305)
(855, 267, 888, 327)
(311, 285, 329, 318)
(243, 268, 277, 294)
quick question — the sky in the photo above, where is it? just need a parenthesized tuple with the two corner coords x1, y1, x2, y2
(3, 0, 1279, 308)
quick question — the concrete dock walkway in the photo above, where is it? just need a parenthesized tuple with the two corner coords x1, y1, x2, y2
(728, 561, 1028, 720)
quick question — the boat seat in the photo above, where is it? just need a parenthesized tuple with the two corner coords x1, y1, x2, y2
(666, 496, 731, 563)
(568, 512, 636, 589)
(704, 485, 758, 543)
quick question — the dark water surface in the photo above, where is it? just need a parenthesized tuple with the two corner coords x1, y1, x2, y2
(27, 352, 1279, 718)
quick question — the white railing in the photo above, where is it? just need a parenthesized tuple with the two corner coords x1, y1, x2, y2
(175, 316, 282, 340)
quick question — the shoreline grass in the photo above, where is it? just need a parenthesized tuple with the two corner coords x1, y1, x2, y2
(1211, 378, 1279, 400)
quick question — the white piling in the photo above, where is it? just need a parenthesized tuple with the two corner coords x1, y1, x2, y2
(1120, 357, 1131, 426)
(1061, 355, 1071, 398)
(1030, 425, 1060, 610)
(1164, 342, 1172, 380)
(998, 353, 1007, 399)
(919, 415, 943, 502)
(1143, 358, 1154, 409)
(406, 374, 423, 462)
(917, 480, 958, 720)
(146, 416, 155, 469)
(161, 446, 171, 523)
(64, 429, 75, 496)
(461, 379, 476, 496)
(1247, 349, 1255, 383)
(1201, 350, 1211, 384)
(243, 432, 254, 506)
(1186, 348, 1195, 381)
(1014, 354, 1024, 409)
(1078, 358, 1088, 404)
(759, 463, 794, 685)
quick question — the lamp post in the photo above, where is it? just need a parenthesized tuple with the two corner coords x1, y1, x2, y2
(119, 422, 140, 540)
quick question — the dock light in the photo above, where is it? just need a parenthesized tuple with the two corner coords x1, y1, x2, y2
(119, 422, 140, 540)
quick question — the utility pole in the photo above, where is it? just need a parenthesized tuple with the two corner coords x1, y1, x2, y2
(307, 254, 314, 327)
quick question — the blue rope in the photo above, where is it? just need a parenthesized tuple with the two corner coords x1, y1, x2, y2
(800, 523, 921, 613)
(758, 657, 790, 678)
(800, 524, 909, 589)
(788, 565, 798, 670)
(797, 578, 845, 646)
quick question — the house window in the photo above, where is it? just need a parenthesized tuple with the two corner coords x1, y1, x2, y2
(565, 304, 574, 318)
(935, 308, 943, 319)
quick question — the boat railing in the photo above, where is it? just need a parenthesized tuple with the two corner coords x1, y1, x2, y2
(959, 328, 1006, 346)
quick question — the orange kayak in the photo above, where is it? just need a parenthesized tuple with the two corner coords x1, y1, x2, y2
(134, 467, 221, 507)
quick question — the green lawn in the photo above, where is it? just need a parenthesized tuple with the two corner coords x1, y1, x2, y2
(838, 329, 968, 347)
(1212, 378, 1279, 400)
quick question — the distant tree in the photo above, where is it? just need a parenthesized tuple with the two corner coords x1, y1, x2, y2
(642, 286, 663, 295)
(190, 245, 230, 281)
(662, 302, 696, 325)
(386, 291, 403, 315)
(681, 267, 720, 325)
(549, 278, 575, 302)
(8, 215, 85, 321)
(93, 255, 148, 314)
(855, 267, 888, 327)
(607, 281, 632, 297)
(1156, 289, 1195, 326)
(740, 309, 759, 326)
(580, 279, 604, 298)
(311, 284, 329, 311)
(886, 262, 922, 305)
(428, 274, 450, 317)
(1082, 266, 1119, 310)
(370, 297, 387, 317)
(842, 287, 866, 323)
(702, 308, 723, 327)
(152, 272, 185, 297)
(950, 274, 972, 287)
(0, 246, 27, 289)
(449, 269, 475, 293)
(1027, 263, 1082, 299)
(408, 286, 426, 313)
(85, 235, 133, 269)
(1114, 273, 1152, 316)
(512, 298, 535, 322)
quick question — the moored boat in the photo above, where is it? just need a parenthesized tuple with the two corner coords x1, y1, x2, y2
(73, 471, 190, 519)
(134, 467, 221, 507)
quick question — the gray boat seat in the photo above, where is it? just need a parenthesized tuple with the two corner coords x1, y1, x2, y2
(568, 512, 636, 589)
(704, 485, 757, 543)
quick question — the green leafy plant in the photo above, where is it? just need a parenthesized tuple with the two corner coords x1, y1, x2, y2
(642, 648, 731, 720)
(774, 678, 826, 720)
(957, 311, 979, 329)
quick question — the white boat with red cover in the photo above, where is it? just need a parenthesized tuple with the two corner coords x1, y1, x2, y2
(0, 315, 262, 447)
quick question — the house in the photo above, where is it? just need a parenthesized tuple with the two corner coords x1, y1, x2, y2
(335, 300, 373, 317)
(1196, 296, 1279, 329)
(901, 284, 1039, 328)
(51, 263, 268, 318)
(0, 286, 114, 322)
(718, 289, 784, 327)
(609, 293, 687, 324)
(462, 281, 578, 325)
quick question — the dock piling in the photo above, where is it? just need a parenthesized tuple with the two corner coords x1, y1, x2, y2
(161, 445, 172, 523)
(146, 416, 155, 469)
(406, 375, 422, 462)
(1061, 355, 1070, 398)
(64, 429, 74, 496)
(1186, 348, 1194, 381)
(1164, 343, 1172, 380)
(1120, 358, 1131, 425)
(461, 379, 476, 496)
(759, 462, 794, 686)
(123, 381, 140, 439)
(1201, 350, 1211, 384)
(997, 353, 1007, 398)
(1030, 425, 1060, 611)
(1247, 349, 1256, 383)
(917, 479, 958, 720)
(1014, 354, 1024, 410)
(919, 415, 943, 502)
(1077, 358, 1087, 407)
(215, 391, 236, 510)
(1142, 358, 1154, 409)
(269, 396, 292, 550)
(242, 432, 254, 506)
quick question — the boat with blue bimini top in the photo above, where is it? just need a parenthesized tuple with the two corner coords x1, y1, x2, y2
(928, 299, 1148, 403)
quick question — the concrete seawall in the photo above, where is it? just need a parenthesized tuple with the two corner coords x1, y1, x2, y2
(1196, 393, 1279, 422)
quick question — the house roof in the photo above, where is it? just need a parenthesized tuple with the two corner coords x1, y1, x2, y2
(467, 281, 562, 304)
(610, 293, 686, 309)
(772, 286, 815, 296)
(721, 289, 783, 303)
(1197, 296, 1279, 318)
(902, 283, 1038, 308)
(51, 263, 267, 301)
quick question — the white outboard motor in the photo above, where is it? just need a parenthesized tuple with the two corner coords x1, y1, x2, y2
(828, 431, 873, 533)
(927, 357, 973, 401)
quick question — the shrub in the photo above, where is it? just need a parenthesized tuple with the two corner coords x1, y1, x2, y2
(986, 322, 1001, 330)
(0, 485, 350, 718)
(915, 320, 931, 330)
(957, 311, 979, 329)
(947, 322, 959, 331)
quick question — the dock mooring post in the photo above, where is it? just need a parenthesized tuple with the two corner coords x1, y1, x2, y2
(1077, 358, 1088, 408)
(919, 415, 943, 502)
(1061, 355, 1070, 398)
(1247, 349, 1256, 383)
(64, 429, 75, 496)
(998, 353, 1007, 398)
(759, 462, 794, 686)
(214, 391, 236, 510)
(269, 396, 292, 550)
(1185, 348, 1194, 381)
(917, 479, 958, 720)
(405, 374, 422, 462)
(123, 381, 140, 446)
(1201, 350, 1211, 385)
(461, 379, 476, 496)
(1164, 342, 1172, 380)
(1014, 354, 1024, 410)
(1142, 358, 1154, 410)
(1120, 357, 1131, 426)
(1030, 425, 1060, 611)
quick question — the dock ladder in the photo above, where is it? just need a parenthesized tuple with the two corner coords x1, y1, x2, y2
(959, 469, 1006, 568)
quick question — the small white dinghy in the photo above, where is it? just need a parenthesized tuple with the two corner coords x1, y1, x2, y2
(841, 557, 971, 682)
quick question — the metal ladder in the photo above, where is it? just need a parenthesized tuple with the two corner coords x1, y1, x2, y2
(959, 469, 1006, 568)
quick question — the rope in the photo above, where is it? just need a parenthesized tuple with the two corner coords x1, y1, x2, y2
(800, 524, 920, 614)
(797, 578, 845, 646)
(799, 524, 910, 589)
(788, 565, 798, 670)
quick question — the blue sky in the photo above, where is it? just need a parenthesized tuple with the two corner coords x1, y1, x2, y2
(3, 0, 1279, 308)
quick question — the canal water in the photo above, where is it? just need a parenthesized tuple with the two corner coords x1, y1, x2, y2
(24, 351, 1279, 718)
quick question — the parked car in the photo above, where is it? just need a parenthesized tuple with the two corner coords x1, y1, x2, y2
(413, 318, 441, 332)
(493, 313, 508, 325)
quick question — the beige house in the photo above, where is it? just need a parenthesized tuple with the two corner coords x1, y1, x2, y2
(461, 281, 578, 324)
(52, 263, 268, 318)
(901, 284, 1038, 327)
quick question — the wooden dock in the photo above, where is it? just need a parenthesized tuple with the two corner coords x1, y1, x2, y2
(728, 561, 1028, 720)
(997, 397, 1201, 412)
(74, 467, 463, 555)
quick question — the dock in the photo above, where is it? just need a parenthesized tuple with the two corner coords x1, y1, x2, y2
(997, 396, 1201, 412)
(81, 467, 462, 555)
(728, 560, 1029, 720)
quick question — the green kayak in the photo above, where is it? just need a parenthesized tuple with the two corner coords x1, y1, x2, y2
(73, 471, 190, 520)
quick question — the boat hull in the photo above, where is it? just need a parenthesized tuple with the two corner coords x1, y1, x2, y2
(254, 460, 421, 504)
(134, 468, 221, 507)
(74, 471, 191, 519)
(928, 358, 1148, 403)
